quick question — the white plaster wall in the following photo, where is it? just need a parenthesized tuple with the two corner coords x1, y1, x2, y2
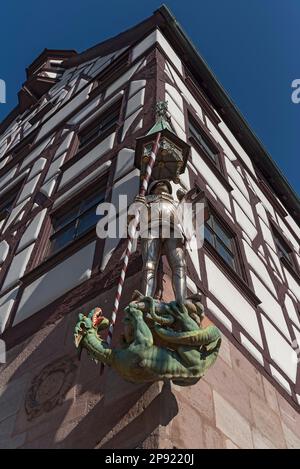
(262, 315, 297, 382)
(166, 63, 204, 123)
(13, 241, 96, 325)
(250, 271, 290, 340)
(283, 267, 300, 302)
(0, 287, 19, 333)
(40, 176, 57, 198)
(218, 119, 255, 174)
(37, 84, 92, 141)
(113, 148, 135, 181)
(125, 88, 145, 118)
(224, 158, 249, 201)
(240, 334, 264, 365)
(277, 216, 299, 251)
(206, 118, 237, 162)
(17, 209, 47, 253)
(59, 133, 115, 187)
(191, 147, 231, 212)
(132, 29, 183, 75)
(206, 298, 232, 332)
(53, 132, 75, 160)
(205, 254, 263, 346)
(285, 214, 300, 241)
(20, 137, 53, 171)
(284, 294, 300, 328)
(53, 161, 111, 209)
(121, 108, 143, 141)
(0, 241, 9, 264)
(44, 152, 66, 183)
(270, 365, 291, 395)
(29, 158, 47, 180)
(229, 178, 255, 224)
(17, 175, 40, 204)
(242, 240, 277, 296)
(3, 197, 30, 232)
(2, 244, 35, 291)
(0, 167, 17, 190)
(233, 201, 257, 241)
(105, 59, 145, 98)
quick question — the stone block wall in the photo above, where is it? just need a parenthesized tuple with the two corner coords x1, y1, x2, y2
(0, 299, 299, 449)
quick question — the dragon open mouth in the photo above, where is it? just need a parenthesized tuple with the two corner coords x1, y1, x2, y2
(92, 308, 105, 328)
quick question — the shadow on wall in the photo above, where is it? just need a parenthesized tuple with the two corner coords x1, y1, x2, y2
(0, 294, 178, 449)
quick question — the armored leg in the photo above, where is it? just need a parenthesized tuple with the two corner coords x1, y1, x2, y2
(141, 238, 162, 298)
(164, 238, 187, 303)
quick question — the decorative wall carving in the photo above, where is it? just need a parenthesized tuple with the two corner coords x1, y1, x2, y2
(24, 355, 77, 420)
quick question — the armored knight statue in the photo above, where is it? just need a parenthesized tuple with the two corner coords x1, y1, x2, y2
(134, 179, 188, 303)
(74, 101, 221, 386)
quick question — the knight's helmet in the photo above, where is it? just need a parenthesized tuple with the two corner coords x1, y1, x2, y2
(148, 179, 173, 195)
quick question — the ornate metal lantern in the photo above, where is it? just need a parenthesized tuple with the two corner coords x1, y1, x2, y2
(134, 102, 190, 183)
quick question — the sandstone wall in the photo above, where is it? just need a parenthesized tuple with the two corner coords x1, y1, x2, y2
(0, 293, 299, 449)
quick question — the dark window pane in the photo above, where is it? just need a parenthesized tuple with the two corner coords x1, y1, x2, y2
(79, 127, 100, 148)
(204, 211, 239, 274)
(50, 223, 76, 255)
(0, 190, 18, 215)
(216, 239, 236, 270)
(53, 206, 79, 231)
(274, 232, 295, 268)
(214, 222, 232, 251)
(49, 188, 105, 256)
(100, 107, 120, 132)
(206, 214, 213, 229)
(79, 103, 120, 150)
(189, 119, 217, 164)
(76, 207, 100, 237)
(81, 191, 105, 213)
(204, 225, 215, 246)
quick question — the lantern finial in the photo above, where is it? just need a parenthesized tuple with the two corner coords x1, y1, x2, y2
(146, 101, 174, 136)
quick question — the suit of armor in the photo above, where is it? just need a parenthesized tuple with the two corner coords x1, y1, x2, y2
(136, 180, 187, 303)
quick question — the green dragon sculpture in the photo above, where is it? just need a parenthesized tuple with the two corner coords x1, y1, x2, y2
(74, 295, 221, 386)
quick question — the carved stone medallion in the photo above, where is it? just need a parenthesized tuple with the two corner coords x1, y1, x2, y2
(25, 355, 77, 421)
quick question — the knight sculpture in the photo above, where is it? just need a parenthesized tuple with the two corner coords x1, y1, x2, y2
(136, 178, 187, 303)
(74, 102, 221, 386)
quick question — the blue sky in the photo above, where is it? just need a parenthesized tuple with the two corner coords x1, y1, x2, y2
(0, 0, 299, 195)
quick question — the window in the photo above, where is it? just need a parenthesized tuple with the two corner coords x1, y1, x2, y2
(273, 229, 296, 270)
(188, 115, 220, 169)
(0, 183, 22, 221)
(78, 101, 121, 151)
(48, 187, 105, 257)
(204, 211, 239, 273)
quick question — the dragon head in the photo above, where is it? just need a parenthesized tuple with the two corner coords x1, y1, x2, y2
(74, 307, 110, 349)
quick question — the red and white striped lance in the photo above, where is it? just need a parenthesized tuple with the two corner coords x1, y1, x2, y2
(106, 132, 161, 346)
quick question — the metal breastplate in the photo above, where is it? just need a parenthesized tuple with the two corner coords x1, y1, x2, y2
(139, 193, 183, 237)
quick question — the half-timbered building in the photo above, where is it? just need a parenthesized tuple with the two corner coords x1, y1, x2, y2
(0, 5, 299, 449)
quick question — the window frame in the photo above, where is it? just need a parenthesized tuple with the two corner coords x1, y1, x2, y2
(271, 225, 299, 276)
(78, 100, 120, 152)
(204, 209, 243, 277)
(0, 182, 23, 222)
(72, 99, 122, 161)
(188, 113, 223, 172)
(46, 183, 106, 259)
